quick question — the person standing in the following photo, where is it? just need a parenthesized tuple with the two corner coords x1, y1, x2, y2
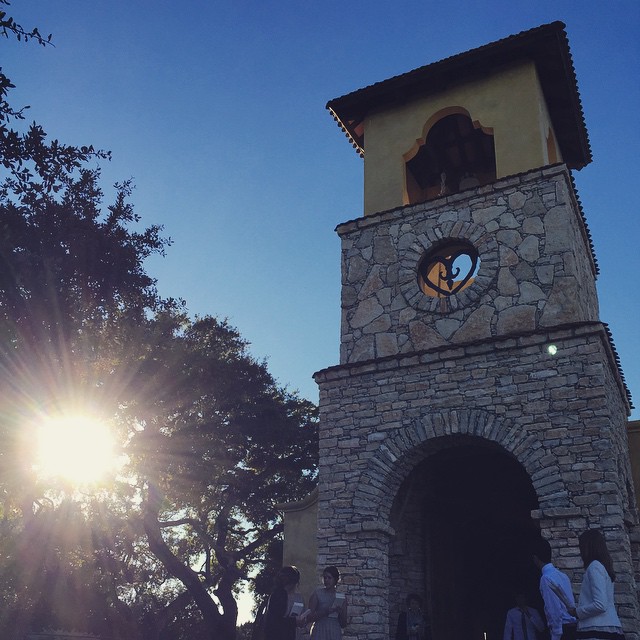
(532, 537, 577, 640)
(568, 529, 624, 640)
(503, 592, 546, 640)
(395, 593, 432, 640)
(264, 565, 305, 640)
(306, 565, 348, 640)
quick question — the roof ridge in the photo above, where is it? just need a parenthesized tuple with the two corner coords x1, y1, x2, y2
(327, 21, 567, 106)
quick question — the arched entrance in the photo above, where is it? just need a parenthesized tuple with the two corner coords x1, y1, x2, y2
(389, 437, 541, 640)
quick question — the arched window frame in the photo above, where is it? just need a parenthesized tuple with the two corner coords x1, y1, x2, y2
(403, 108, 496, 205)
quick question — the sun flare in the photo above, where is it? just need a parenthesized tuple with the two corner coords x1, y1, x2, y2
(34, 415, 121, 484)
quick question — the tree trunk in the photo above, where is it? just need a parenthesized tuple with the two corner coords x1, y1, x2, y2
(142, 506, 238, 640)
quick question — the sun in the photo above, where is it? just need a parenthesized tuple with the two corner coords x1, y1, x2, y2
(34, 414, 121, 485)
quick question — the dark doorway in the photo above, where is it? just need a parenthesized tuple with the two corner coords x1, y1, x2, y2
(390, 439, 542, 640)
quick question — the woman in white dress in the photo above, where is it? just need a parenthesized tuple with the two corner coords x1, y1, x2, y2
(306, 566, 348, 640)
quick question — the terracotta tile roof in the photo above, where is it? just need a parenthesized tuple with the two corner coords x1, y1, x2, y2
(602, 322, 634, 410)
(569, 171, 599, 276)
(327, 21, 591, 169)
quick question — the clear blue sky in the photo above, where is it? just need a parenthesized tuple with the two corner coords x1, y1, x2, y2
(4, 1, 639, 419)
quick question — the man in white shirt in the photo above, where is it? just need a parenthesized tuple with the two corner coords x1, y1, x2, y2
(532, 538, 577, 640)
(503, 592, 545, 640)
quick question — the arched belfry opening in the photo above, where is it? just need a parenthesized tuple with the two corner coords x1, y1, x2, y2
(389, 439, 541, 640)
(405, 113, 496, 204)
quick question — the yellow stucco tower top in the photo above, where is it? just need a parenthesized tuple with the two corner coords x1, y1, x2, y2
(327, 22, 591, 215)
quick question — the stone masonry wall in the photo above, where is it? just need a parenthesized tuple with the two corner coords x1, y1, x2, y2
(314, 324, 639, 639)
(338, 165, 599, 364)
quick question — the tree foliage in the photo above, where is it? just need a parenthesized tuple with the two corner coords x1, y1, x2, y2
(0, 4, 318, 639)
(129, 314, 318, 639)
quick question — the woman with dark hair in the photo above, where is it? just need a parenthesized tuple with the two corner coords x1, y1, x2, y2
(264, 565, 304, 640)
(568, 529, 624, 639)
(306, 565, 348, 640)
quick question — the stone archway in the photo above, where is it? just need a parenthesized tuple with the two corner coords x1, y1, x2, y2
(352, 408, 567, 524)
(388, 438, 541, 640)
(347, 409, 556, 640)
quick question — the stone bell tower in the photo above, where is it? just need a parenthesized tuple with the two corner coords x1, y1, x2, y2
(311, 22, 639, 640)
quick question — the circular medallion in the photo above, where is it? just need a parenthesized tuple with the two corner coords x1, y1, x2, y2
(398, 219, 498, 313)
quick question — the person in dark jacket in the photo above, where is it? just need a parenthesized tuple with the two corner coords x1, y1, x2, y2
(395, 593, 432, 640)
(264, 565, 304, 640)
